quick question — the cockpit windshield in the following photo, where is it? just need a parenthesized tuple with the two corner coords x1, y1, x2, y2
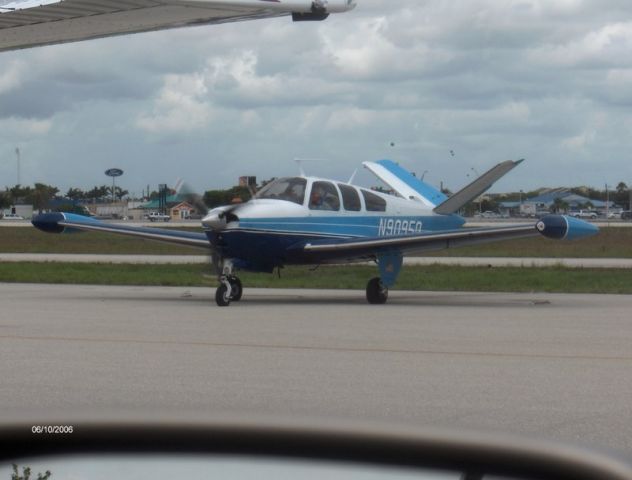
(255, 177, 307, 205)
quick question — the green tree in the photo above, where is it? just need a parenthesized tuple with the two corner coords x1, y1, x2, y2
(0, 190, 11, 210)
(203, 186, 251, 208)
(551, 197, 569, 213)
(65, 187, 85, 201)
(11, 464, 51, 480)
(28, 183, 59, 213)
(614, 182, 630, 209)
(85, 185, 111, 202)
(8, 185, 32, 204)
(111, 186, 129, 201)
(480, 198, 499, 212)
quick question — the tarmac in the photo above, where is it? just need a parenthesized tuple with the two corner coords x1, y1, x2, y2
(2, 283, 632, 453)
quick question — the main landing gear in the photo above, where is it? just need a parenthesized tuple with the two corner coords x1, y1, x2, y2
(215, 259, 243, 307)
(366, 277, 388, 304)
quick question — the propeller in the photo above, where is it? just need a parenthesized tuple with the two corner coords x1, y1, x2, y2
(174, 178, 209, 218)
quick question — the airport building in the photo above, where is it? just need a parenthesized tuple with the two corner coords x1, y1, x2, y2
(499, 188, 617, 217)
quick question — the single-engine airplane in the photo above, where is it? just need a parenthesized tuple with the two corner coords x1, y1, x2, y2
(0, 0, 356, 52)
(32, 159, 599, 306)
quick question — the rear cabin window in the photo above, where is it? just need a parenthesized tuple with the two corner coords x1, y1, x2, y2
(309, 181, 340, 211)
(361, 189, 387, 212)
(337, 184, 361, 211)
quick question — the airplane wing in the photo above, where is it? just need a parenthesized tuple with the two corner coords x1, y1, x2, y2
(433, 159, 524, 215)
(0, 0, 356, 52)
(32, 212, 211, 250)
(296, 215, 599, 263)
(363, 159, 447, 208)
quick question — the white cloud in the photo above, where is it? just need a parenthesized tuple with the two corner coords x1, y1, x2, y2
(530, 21, 632, 68)
(0, 60, 24, 94)
(136, 73, 211, 133)
(3, 0, 632, 192)
(0, 116, 52, 137)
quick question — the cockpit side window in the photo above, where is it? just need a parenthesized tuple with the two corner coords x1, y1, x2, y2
(255, 177, 306, 205)
(361, 189, 387, 212)
(337, 184, 361, 212)
(309, 181, 341, 211)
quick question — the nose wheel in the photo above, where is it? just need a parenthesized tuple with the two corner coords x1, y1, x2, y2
(366, 277, 388, 304)
(215, 275, 243, 307)
(227, 275, 242, 301)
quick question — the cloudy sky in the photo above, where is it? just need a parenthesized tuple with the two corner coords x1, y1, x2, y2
(1, 0, 632, 196)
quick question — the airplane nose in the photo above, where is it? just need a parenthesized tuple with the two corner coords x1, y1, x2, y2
(202, 211, 226, 230)
(202, 205, 241, 230)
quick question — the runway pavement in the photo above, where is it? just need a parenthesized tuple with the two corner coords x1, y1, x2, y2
(1, 283, 632, 453)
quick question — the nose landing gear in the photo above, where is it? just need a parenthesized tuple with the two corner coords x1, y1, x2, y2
(214, 259, 243, 307)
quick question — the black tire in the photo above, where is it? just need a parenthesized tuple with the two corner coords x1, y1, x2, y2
(228, 276, 243, 301)
(215, 285, 231, 307)
(366, 277, 388, 304)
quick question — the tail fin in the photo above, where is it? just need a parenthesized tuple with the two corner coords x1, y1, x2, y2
(433, 159, 524, 215)
(362, 159, 447, 208)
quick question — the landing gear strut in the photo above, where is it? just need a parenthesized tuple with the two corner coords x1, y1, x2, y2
(215, 259, 243, 307)
(366, 277, 388, 304)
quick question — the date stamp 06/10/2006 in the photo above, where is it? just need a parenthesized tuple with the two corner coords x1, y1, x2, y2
(31, 426, 74, 434)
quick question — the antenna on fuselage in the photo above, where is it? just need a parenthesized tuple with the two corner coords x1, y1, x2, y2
(348, 168, 358, 184)
(294, 157, 327, 177)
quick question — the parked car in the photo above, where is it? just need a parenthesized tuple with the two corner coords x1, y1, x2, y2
(570, 210, 598, 219)
(480, 210, 501, 218)
(621, 211, 632, 220)
(147, 212, 171, 222)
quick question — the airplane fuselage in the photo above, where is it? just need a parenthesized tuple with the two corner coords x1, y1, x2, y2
(202, 176, 465, 272)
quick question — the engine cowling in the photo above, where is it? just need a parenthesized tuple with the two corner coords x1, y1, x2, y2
(292, 0, 356, 20)
(315, 0, 357, 13)
(536, 214, 599, 240)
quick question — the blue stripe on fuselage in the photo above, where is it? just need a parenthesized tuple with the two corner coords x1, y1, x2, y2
(207, 214, 465, 271)
(236, 214, 464, 238)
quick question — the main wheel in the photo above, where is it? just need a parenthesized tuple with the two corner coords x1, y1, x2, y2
(366, 277, 388, 304)
(215, 284, 231, 307)
(228, 276, 243, 301)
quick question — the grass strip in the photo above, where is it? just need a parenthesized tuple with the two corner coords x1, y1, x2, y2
(1, 263, 631, 294)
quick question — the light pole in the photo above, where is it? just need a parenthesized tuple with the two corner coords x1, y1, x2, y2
(519, 189, 523, 217)
(15, 147, 20, 186)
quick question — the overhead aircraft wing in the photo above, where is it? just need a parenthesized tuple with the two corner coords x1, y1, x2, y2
(32, 212, 211, 250)
(296, 215, 599, 263)
(0, 0, 356, 52)
(433, 159, 524, 215)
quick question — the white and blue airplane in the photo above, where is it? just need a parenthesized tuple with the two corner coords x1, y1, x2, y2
(32, 159, 599, 306)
